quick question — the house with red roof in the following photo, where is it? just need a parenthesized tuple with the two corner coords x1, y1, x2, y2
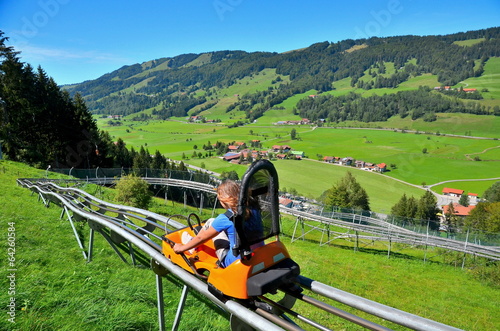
(467, 192, 479, 204)
(440, 203, 476, 229)
(222, 153, 241, 162)
(442, 203, 476, 217)
(376, 163, 387, 172)
(279, 197, 294, 208)
(271, 145, 291, 153)
(272, 145, 281, 152)
(442, 187, 464, 198)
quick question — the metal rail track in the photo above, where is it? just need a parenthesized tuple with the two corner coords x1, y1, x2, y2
(17, 178, 466, 331)
(281, 207, 500, 261)
(37, 176, 499, 261)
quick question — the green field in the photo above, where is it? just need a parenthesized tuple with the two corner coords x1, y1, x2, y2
(1, 160, 499, 330)
(183, 157, 429, 213)
(99, 116, 500, 213)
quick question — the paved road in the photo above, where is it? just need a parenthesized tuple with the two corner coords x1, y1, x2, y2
(303, 158, 499, 207)
(182, 157, 499, 207)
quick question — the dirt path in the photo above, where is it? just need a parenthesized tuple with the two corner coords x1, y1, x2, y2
(464, 145, 500, 160)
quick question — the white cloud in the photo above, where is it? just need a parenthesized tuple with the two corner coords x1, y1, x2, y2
(16, 44, 130, 64)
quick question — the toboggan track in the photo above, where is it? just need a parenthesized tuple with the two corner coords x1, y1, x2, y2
(17, 177, 470, 331)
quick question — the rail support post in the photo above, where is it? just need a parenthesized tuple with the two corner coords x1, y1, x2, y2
(88, 228, 95, 263)
(172, 285, 189, 331)
(63, 206, 87, 260)
(156, 274, 166, 331)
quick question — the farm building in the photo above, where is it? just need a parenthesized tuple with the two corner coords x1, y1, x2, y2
(442, 187, 464, 198)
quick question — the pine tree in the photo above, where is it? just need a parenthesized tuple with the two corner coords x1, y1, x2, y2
(458, 193, 469, 207)
(391, 193, 408, 217)
(0, 32, 104, 168)
(323, 172, 370, 211)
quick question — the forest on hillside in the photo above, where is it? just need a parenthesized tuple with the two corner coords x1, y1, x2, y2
(295, 87, 498, 123)
(64, 27, 500, 121)
(0, 31, 185, 171)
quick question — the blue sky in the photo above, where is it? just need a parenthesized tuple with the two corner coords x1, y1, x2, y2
(1, 0, 499, 85)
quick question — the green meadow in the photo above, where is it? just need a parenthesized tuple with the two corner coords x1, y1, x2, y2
(99, 115, 500, 213)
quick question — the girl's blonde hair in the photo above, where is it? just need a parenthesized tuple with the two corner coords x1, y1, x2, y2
(217, 180, 240, 212)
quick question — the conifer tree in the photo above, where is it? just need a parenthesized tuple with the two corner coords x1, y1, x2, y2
(0, 31, 104, 168)
(322, 172, 370, 211)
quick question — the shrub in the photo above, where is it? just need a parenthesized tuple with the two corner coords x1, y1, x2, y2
(115, 174, 152, 209)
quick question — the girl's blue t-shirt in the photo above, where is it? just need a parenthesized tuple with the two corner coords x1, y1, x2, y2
(211, 210, 239, 267)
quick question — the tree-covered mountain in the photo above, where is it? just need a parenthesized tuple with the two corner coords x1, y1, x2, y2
(65, 27, 500, 122)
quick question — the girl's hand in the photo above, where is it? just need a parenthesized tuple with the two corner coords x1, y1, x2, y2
(173, 243, 184, 254)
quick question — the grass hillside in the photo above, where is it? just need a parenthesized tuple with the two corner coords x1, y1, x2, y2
(458, 56, 500, 108)
(1, 160, 499, 330)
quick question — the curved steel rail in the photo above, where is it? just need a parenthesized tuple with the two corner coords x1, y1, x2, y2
(17, 178, 464, 330)
(40, 176, 499, 260)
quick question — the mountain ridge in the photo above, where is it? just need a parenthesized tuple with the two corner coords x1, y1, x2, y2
(65, 27, 500, 122)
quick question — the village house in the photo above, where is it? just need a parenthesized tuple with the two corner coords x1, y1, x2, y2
(433, 86, 477, 93)
(440, 203, 476, 226)
(273, 119, 311, 125)
(189, 115, 203, 122)
(222, 152, 240, 162)
(340, 157, 353, 166)
(468, 192, 479, 204)
(271, 145, 291, 153)
(290, 151, 304, 160)
(279, 197, 294, 208)
(376, 163, 387, 173)
(442, 203, 476, 216)
(442, 187, 464, 198)
(323, 156, 335, 163)
(355, 160, 365, 168)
